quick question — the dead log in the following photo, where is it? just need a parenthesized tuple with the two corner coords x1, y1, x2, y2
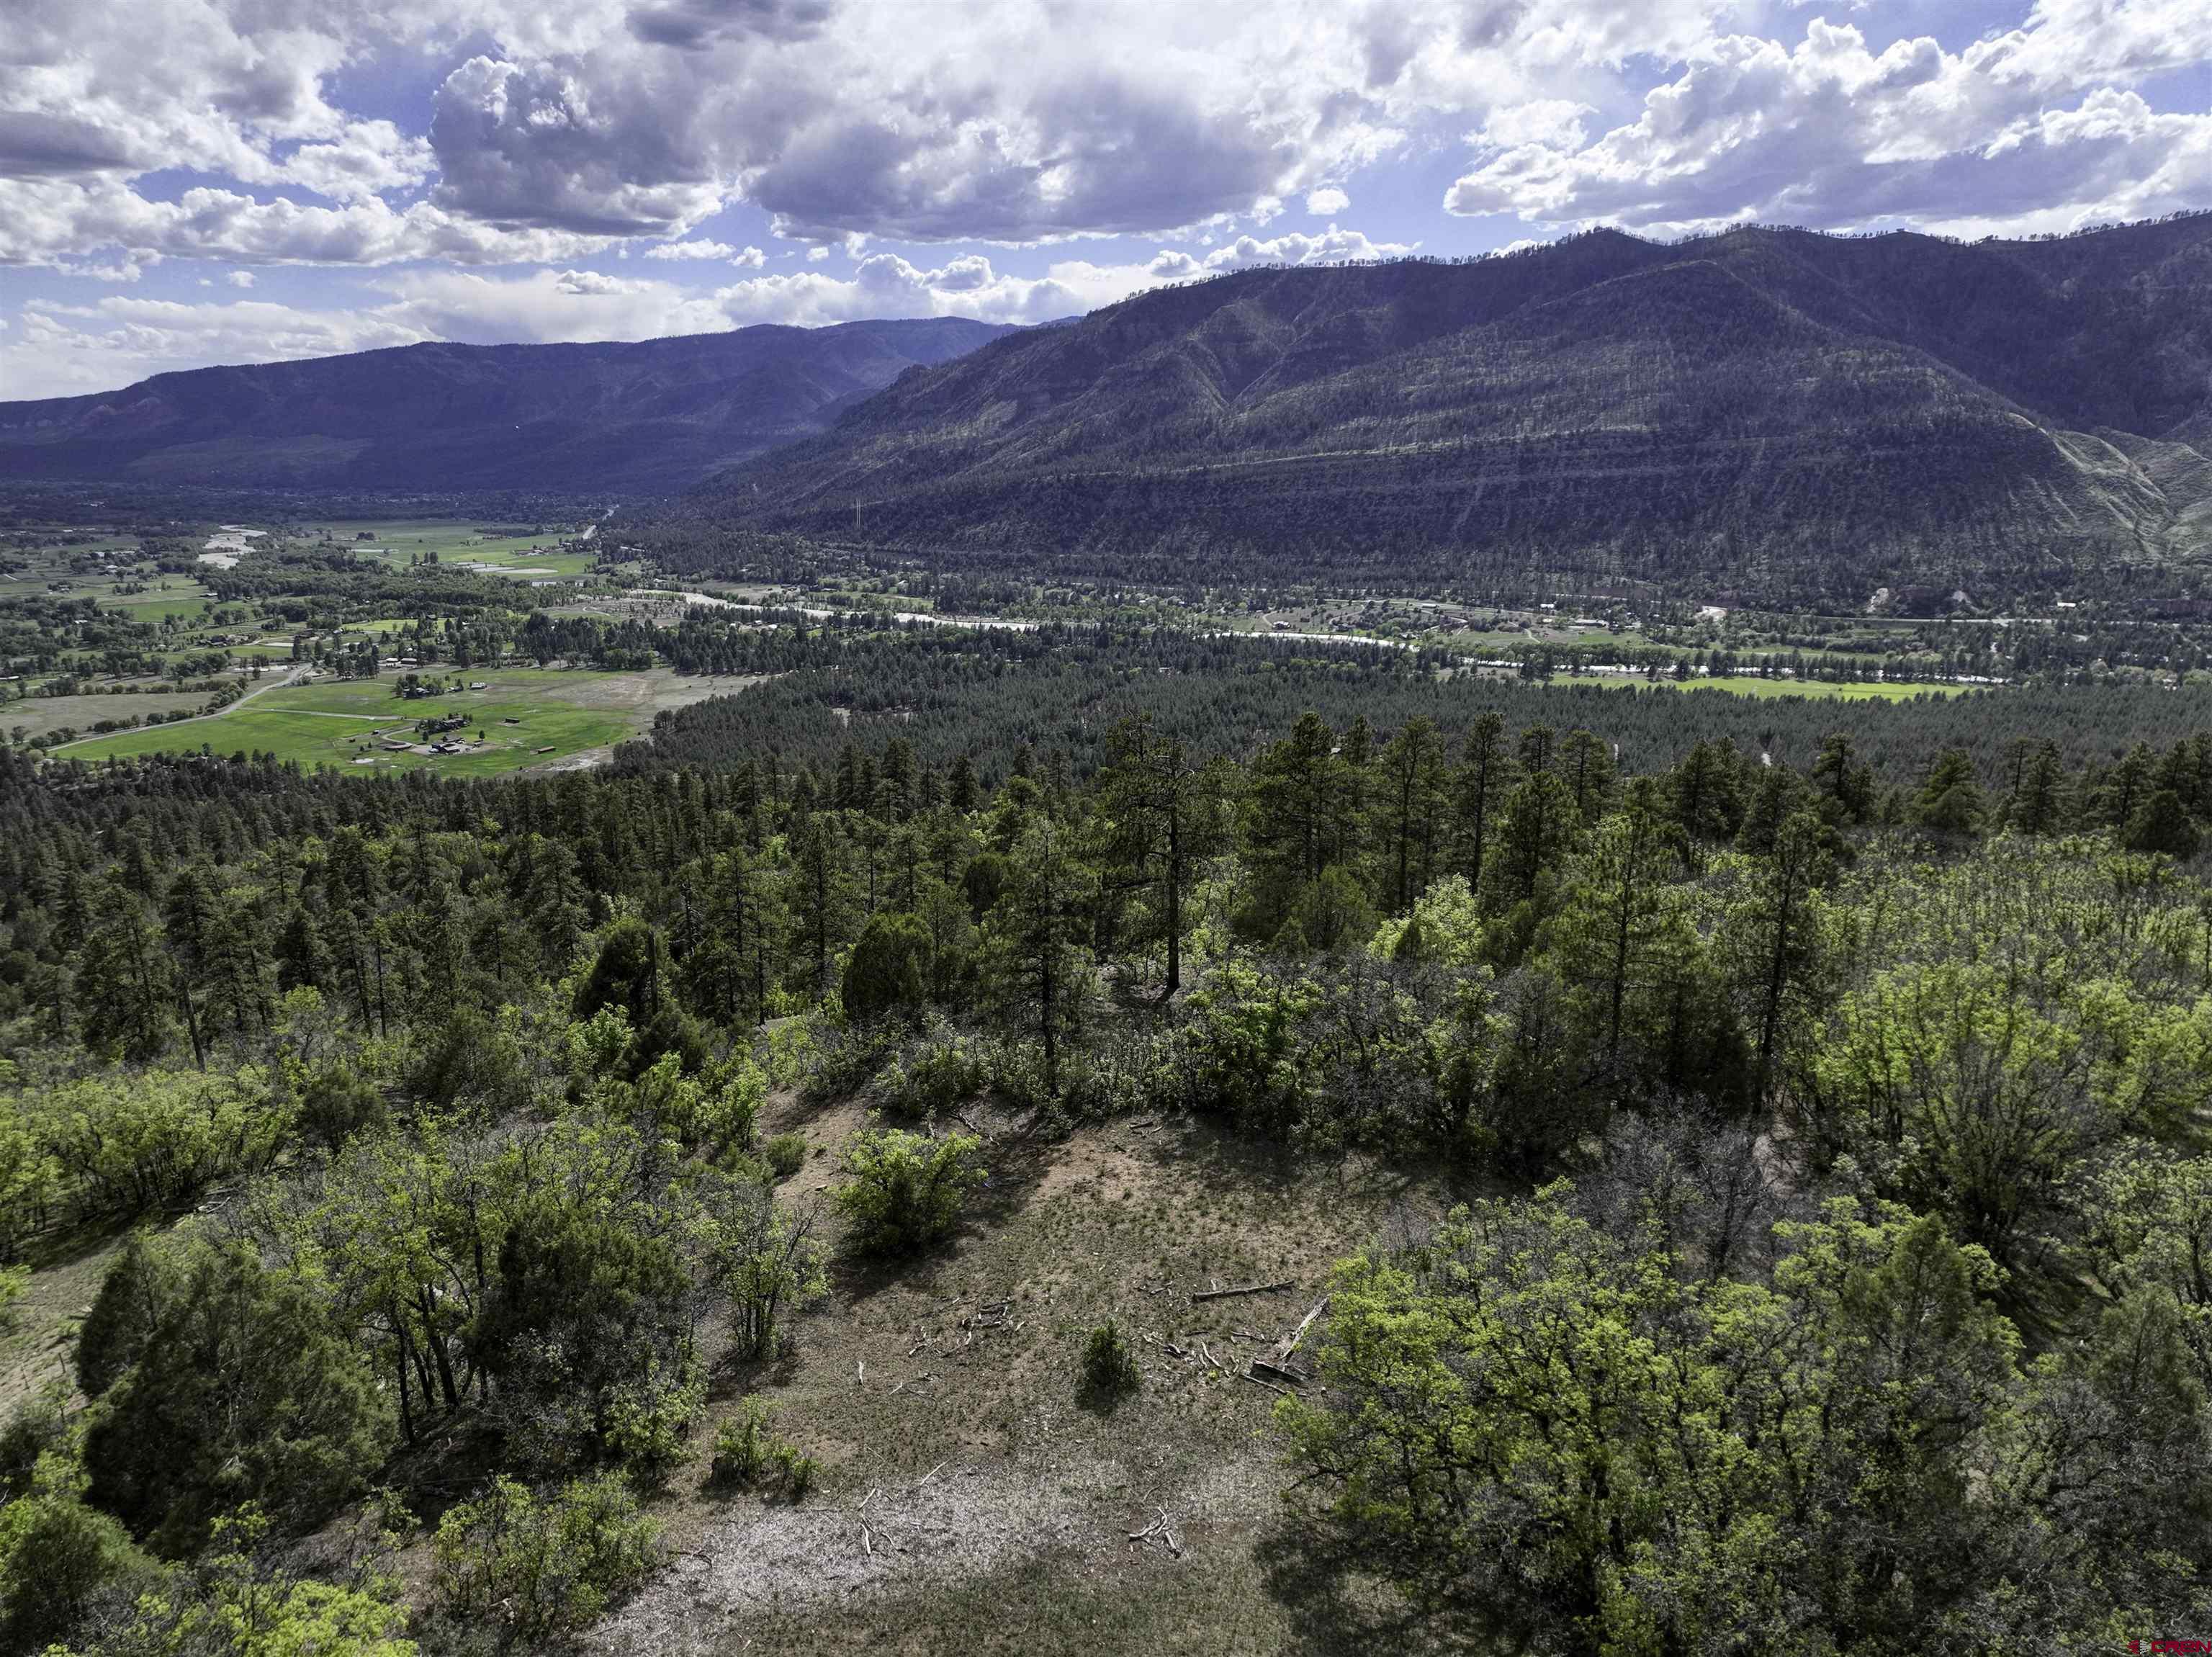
(1190, 1280, 1295, 1303)
(1274, 1295, 1330, 1364)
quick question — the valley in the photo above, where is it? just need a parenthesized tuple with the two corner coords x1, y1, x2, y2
(4, 211, 2212, 1657)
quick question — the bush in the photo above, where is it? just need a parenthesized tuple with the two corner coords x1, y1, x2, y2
(763, 1133, 808, 1180)
(706, 1401, 816, 1501)
(0, 1455, 154, 1655)
(599, 1352, 706, 1486)
(1081, 1319, 1141, 1401)
(431, 1472, 660, 1639)
(831, 1123, 986, 1257)
(799, 1018, 900, 1105)
(878, 1030, 988, 1121)
(708, 1401, 774, 1489)
(0, 1388, 67, 1502)
(770, 1442, 819, 1500)
(80, 1237, 391, 1555)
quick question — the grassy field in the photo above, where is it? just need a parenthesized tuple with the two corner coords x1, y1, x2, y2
(305, 519, 600, 580)
(1656, 675, 1954, 701)
(95, 592, 212, 624)
(4, 690, 212, 742)
(53, 666, 734, 774)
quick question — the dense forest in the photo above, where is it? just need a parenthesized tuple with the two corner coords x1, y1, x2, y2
(627, 617, 2212, 783)
(3, 639, 2212, 1653)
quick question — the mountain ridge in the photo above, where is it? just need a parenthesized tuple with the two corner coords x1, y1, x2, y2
(680, 215, 2212, 601)
(0, 317, 1020, 494)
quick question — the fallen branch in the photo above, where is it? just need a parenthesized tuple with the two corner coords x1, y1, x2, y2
(1274, 1296, 1331, 1363)
(1239, 1369, 1291, 1396)
(1190, 1280, 1295, 1303)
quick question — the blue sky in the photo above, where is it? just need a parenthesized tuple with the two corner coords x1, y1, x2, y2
(1, 0, 2206, 399)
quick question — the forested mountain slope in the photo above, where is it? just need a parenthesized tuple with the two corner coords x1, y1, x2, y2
(689, 216, 2212, 601)
(0, 318, 1016, 493)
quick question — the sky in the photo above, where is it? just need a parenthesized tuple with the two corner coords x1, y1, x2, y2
(1, 0, 2206, 400)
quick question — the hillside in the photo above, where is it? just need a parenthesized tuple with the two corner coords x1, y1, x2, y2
(685, 217, 2212, 601)
(0, 318, 1016, 494)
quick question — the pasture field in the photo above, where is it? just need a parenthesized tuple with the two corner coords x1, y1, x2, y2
(304, 518, 601, 579)
(94, 590, 213, 624)
(54, 665, 735, 774)
(4, 690, 213, 742)
(1654, 674, 1952, 701)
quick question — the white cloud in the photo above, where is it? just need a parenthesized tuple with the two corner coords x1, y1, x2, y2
(642, 238, 766, 264)
(0, 0, 2204, 409)
(376, 266, 729, 343)
(1, 295, 431, 399)
(1146, 220, 1413, 280)
(712, 250, 1149, 326)
(1444, 6, 2212, 235)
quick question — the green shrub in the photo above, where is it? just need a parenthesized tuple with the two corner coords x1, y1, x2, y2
(799, 1019, 900, 1105)
(831, 1123, 986, 1257)
(881, 1032, 987, 1121)
(599, 1351, 705, 1486)
(0, 1454, 155, 1654)
(708, 1401, 774, 1489)
(1081, 1319, 1141, 1401)
(431, 1472, 659, 1638)
(80, 1236, 391, 1555)
(706, 1401, 815, 1501)
(763, 1133, 808, 1180)
(770, 1442, 819, 1501)
(0, 1388, 67, 1502)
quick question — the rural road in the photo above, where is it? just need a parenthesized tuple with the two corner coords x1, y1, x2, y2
(53, 660, 313, 752)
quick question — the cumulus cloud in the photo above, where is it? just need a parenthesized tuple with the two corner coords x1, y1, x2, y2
(642, 238, 765, 264)
(1444, 4, 2212, 235)
(0, 0, 2206, 403)
(711, 251, 1151, 326)
(376, 266, 730, 343)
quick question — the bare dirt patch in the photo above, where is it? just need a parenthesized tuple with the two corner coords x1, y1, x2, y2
(582, 1112, 1456, 1655)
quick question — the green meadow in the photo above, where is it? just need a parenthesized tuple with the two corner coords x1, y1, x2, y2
(306, 519, 600, 579)
(55, 667, 645, 774)
(1651, 674, 1954, 701)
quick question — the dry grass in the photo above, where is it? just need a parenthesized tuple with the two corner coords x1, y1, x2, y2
(0, 1225, 130, 1414)
(6, 691, 210, 742)
(593, 1092, 1459, 1655)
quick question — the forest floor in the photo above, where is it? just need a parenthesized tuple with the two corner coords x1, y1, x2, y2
(585, 1092, 1467, 1656)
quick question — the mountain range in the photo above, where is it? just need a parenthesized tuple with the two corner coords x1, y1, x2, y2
(7, 217, 2210, 602)
(0, 318, 1016, 494)
(690, 215, 2212, 601)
